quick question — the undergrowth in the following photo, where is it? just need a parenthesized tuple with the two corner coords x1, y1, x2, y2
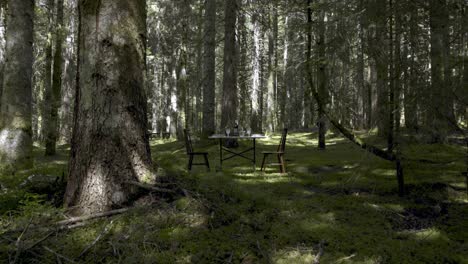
(0, 133, 466, 263)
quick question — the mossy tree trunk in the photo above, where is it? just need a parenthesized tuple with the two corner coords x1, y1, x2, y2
(65, 0, 155, 215)
(0, 0, 34, 169)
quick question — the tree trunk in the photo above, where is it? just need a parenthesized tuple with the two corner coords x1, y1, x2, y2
(280, 14, 291, 130)
(0, 0, 34, 169)
(0, 2, 7, 112)
(65, 0, 154, 215)
(194, 2, 203, 134)
(251, 13, 261, 132)
(42, 0, 55, 144)
(357, 0, 366, 129)
(220, 0, 238, 129)
(367, 0, 389, 138)
(404, 6, 419, 130)
(428, 0, 452, 143)
(317, 8, 327, 149)
(266, 3, 277, 132)
(59, 0, 78, 144)
(238, 9, 249, 129)
(387, 0, 395, 152)
(202, 0, 216, 137)
(45, 0, 65, 155)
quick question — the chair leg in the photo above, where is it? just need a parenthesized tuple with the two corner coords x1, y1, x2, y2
(279, 154, 286, 173)
(204, 154, 210, 171)
(188, 155, 193, 171)
(261, 154, 268, 171)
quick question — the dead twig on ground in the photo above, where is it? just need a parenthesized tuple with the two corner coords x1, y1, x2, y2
(125, 180, 176, 194)
(313, 240, 325, 264)
(12, 217, 33, 264)
(78, 219, 116, 258)
(43, 246, 77, 263)
(57, 208, 129, 226)
(23, 231, 54, 251)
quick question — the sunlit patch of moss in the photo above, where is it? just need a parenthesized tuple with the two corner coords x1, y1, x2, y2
(371, 168, 396, 177)
(273, 248, 316, 264)
(398, 228, 447, 241)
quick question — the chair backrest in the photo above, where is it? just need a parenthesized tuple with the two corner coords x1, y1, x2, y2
(277, 128, 288, 152)
(183, 129, 193, 154)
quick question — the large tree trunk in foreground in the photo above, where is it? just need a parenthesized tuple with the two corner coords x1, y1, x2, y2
(0, 0, 34, 169)
(220, 0, 238, 129)
(65, 0, 154, 215)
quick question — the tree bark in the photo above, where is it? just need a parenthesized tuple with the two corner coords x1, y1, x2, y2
(250, 13, 261, 132)
(220, 0, 238, 129)
(65, 0, 155, 215)
(387, 0, 395, 152)
(202, 0, 216, 137)
(45, 0, 65, 155)
(0, 0, 34, 169)
(404, 6, 419, 130)
(357, 0, 367, 129)
(238, 8, 248, 129)
(59, 0, 78, 143)
(0, 2, 7, 112)
(266, 3, 277, 132)
(317, 7, 327, 149)
(42, 0, 55, 144)
(428, 0, 452, 143)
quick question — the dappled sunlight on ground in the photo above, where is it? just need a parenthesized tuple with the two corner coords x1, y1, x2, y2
(1, 132, 466, 263)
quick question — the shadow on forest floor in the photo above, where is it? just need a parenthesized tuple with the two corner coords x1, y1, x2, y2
(0, 132, 467, 263)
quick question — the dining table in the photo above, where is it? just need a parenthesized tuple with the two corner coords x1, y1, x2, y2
(209, 133, 267, 170)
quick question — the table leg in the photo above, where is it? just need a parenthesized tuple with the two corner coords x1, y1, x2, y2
(219, 138, 223, 169)
(253, 138, 256, 171)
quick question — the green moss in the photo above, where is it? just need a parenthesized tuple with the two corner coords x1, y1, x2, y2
(1, 133, 466, 263)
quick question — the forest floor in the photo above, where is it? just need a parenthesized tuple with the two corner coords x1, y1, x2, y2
(0, 132, 467, 263)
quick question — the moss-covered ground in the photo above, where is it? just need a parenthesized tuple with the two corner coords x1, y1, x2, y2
(1, 132, 467, 263)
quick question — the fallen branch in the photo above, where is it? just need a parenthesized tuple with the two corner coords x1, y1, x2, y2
(126, 180, 176, 194)
(313, 240, 325, 264)
(12, 217, 33, 264)
(43, 246, 77, 263)
(24, 231, 54, 251)
(78, 219, 115, 258)
(56, 208, 129, 226)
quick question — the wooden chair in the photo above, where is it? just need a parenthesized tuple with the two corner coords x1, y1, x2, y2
(184, 129, 210, 171)
(260, 128, 288, 173)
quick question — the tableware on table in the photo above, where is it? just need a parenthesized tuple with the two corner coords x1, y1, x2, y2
(247, 128, 252, 136)
(226, 128, 231, 136)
